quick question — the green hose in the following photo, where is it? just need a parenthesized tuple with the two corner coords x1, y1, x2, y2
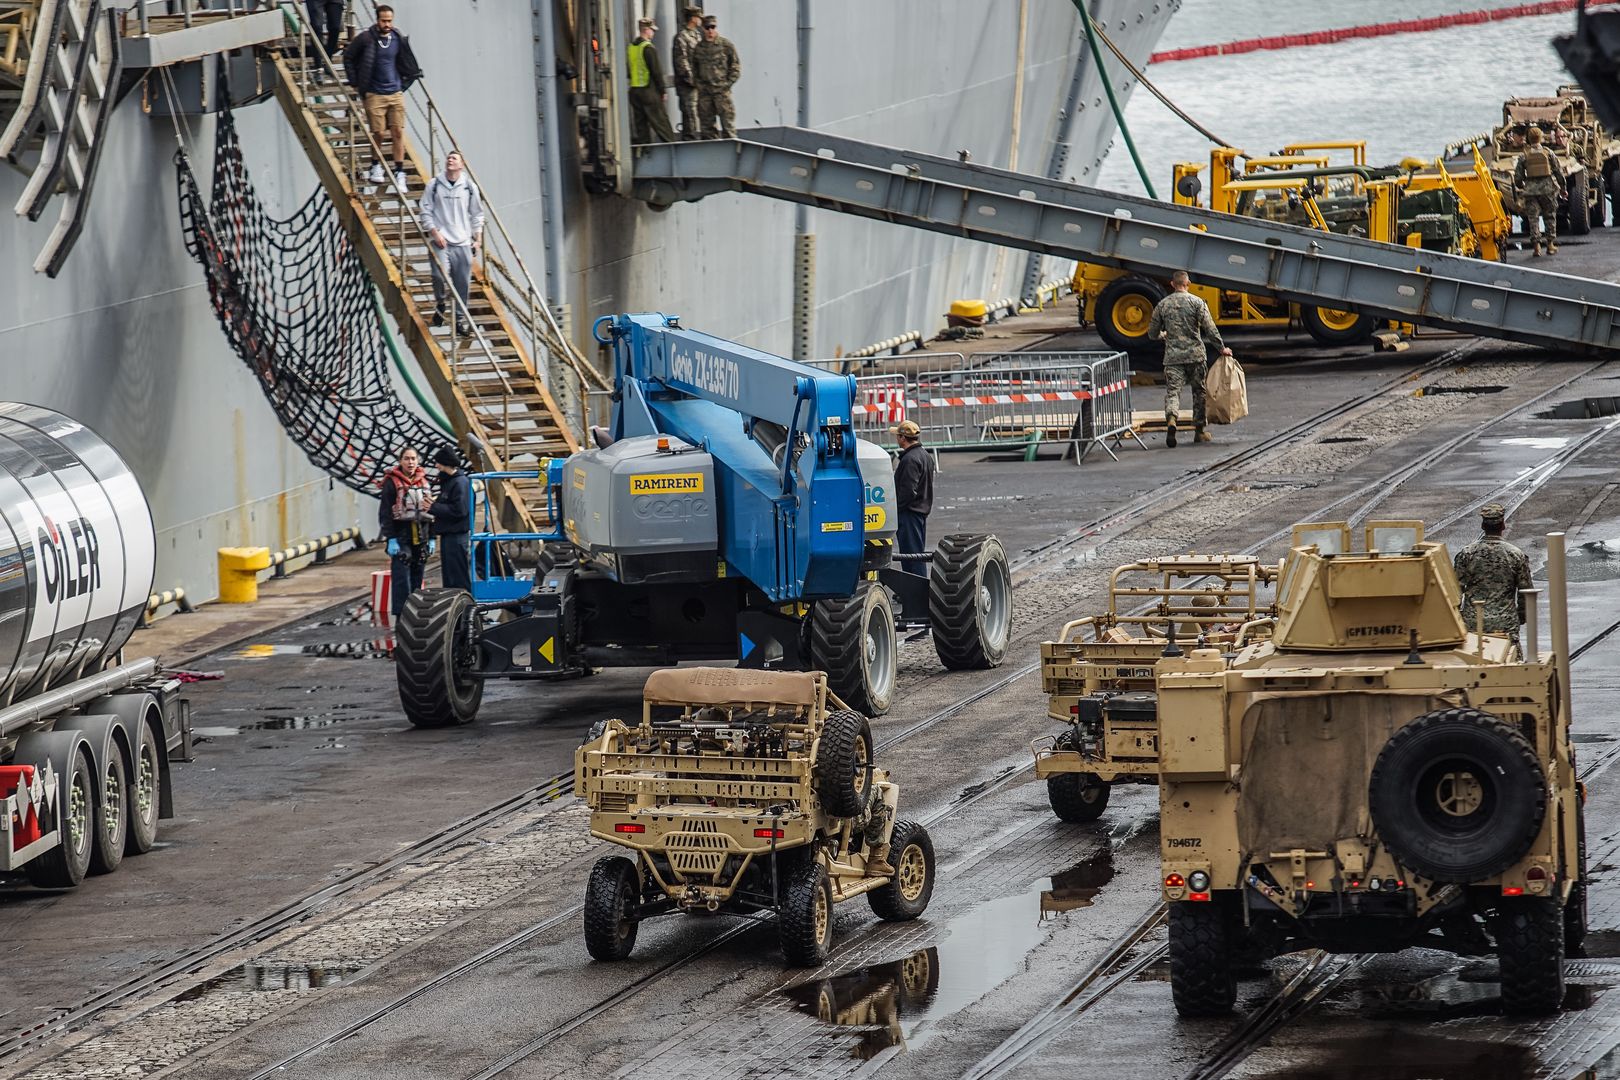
(1076, 2, 1158, 200)
(373, 286, 454, 433)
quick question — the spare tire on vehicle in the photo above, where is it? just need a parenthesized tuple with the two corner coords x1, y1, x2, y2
(1367, 707, 1546, 883)
(815, 709, 874, 818)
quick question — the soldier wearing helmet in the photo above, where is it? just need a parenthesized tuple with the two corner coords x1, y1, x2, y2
(1514, 126, 1567, 257)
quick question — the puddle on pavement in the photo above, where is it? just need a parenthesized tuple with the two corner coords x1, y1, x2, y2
(1582, 929, 1620, 958)
(1561, 538, 1620, 583)
(1500, 435, 1573, 451)
(171, 960, 361, 1002)
(1345, 971, 1608, 1020)
(1132, 954, 1172, 983)
(785, 847, 1118, 1057)
(308, 602, 376, 628)
(1539, 395, 1620, 420)
(1418, 384, 1507, 396)
(1255, 1031, 1538, 1080)
(236, 640, 393, 660)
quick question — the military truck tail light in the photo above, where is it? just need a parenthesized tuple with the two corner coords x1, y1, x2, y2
(1188, 871, 1210, 892)
(615, 823, 646, 834)
(1502, 886, 1525, 896)
(1165, 873, 1185, 888)
(1070, 705, 1080, 715)
(1188, 892, 1211, 902)
(755, 828, 785, 839)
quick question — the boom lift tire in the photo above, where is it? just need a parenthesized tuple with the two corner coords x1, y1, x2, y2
(1367, 707, 1546, 883)
(1568, 170, 1593, 236)
(1301, 305, 1378, 347)
(1494, 895, 1566, 1015)
(779, 860, 835, 966)
(1367, 705, 1542, 880)
(1047, 730, 1111, 823)
(25, 748, 95, 889)
(583, 855, 642, 961)
(396, 589, 485, 728)
(867, 819, 935, 921)
(1168, 898, 1237, 1017)
(87, 749, 127, 876)
(1094, 277, 1168, 357)
(125, 728, 162, 856)
(929, 534, 1012, 670)
(815, 710, 875, 818)
(811, 581, 896, 716)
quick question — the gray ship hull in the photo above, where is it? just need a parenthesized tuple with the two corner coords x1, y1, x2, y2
(0, 0, 1173, 603)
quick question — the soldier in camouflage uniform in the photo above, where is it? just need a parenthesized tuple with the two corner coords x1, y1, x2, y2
(690, 15, 741, 139)
(672, 7, 703, 140)
(1513, 126, 1567, 257)
(1453, 503, 1533, 651)
(862, 780, 899, 876)
(1146, 270, 1232, 447)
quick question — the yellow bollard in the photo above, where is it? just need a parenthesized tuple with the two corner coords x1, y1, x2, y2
(217, 547, 271, 603)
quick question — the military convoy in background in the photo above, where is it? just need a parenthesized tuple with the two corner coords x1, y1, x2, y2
(1481, 86, 1620, 234)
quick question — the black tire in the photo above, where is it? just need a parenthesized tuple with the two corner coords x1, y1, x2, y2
(26, 749, 95, 889)
(1495, 896, 1565, 1015)
(1591, 171, 1607, 228)
(867, 819, 935, 921)
(1367, 707, 1546, 882)
(1169, 898, 1236, 1017)
(124, 727, 161, 856)
(1568, 169, 1592, 236)
(1301, 304, 1378, 347)
(810, 581, 896, 716)
(1046, 728, 1110, 822)
(779, 860, 835, 967)
(395, 588, 484, 728)
(1094, 276, 1168, 357)
(583, 855, 641, 961)
(928, 534, 1012, 671)
(815, 710, 874, 818)
(1566, 792, 1588, 955)
(87, 748, 127, 876)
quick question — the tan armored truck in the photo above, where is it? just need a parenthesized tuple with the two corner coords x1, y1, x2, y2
(1034, 556, 1277, 822)
(574, 667, 936, 966)
(1156, 521, 1583, 1018)
(1488, 88, 1620, 233)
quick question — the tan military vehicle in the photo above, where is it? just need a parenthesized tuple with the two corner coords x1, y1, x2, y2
(575, 667, 936, 966)
(1156, 521, 1583, 1018)
(1034, 556, 1277, 822)
(1487, 87, 1620, 233)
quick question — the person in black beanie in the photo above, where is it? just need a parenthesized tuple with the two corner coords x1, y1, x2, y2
(427, 446, 474, 592)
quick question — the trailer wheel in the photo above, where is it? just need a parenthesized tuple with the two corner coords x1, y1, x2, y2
(1495, 896, 1566, 1015)
(395, 588, 484, 728)
(1047, 729, 1111, 822)
(814, 710, 875, 817)
(26, 749, 95, 889)
(1169, 898, 1236, 1017)
(929, 534, 1012, 670)
(583, 855, 641, 961)
(867, 820, 935, 921)
(811, 581, 896, 716)
(1095, 276, 1167, 358)
(1368, 707, 1545, 882)
(1302, 305, 1377, 347)
(88, 748, 127, 876)
(779, 860, 835, 967)
(124, 729, 162, 856)
(1568, 170, 1592, 236)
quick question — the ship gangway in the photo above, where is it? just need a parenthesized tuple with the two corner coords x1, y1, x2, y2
(631, 127, 1620, 357)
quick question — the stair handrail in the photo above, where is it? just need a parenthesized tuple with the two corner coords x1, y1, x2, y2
(273, 3, 525, 441)
(349, 0, 607, 396)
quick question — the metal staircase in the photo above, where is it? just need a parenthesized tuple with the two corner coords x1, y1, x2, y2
(265, 11, 587, 529)
(0, 0, 47, 168)
(634, 127, 1620, 357)
(0, 0, 120, 276)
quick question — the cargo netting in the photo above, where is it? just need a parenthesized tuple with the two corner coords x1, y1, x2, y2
(176, 110, 455, 495)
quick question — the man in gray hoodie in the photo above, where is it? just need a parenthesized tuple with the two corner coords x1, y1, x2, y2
(419, 150, 485, 336)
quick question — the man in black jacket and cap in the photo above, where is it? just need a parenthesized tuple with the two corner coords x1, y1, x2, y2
(892, 420, 934, 576)
(428, 446, 474, 592)
(343, 5, 422, 194)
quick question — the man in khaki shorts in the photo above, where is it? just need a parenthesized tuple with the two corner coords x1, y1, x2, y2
(343, 4, 421, 194)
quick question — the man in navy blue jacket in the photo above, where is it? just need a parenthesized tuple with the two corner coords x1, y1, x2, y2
(428, 446, 473, 592)
(342, 5, 422, 192)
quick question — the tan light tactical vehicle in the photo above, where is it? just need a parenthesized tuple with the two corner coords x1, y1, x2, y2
(1487, 88, 1620, 232)
(1157, 522, 1583, 1018)
(1034, 556, 1277, 822)
(575, 667, 936, 966)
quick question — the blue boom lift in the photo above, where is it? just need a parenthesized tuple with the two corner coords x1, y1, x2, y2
(392, 313, 1012, 723)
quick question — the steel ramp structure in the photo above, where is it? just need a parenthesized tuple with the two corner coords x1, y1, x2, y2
(632, 127, 1620, 357)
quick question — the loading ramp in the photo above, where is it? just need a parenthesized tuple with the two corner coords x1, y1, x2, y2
(632, 127, 1620, 357)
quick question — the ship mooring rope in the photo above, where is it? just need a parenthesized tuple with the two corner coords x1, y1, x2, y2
(176, 109, 458, 496)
